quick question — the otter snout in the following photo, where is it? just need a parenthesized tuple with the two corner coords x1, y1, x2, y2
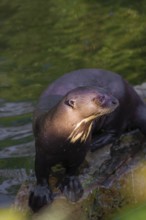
(110, 96, 119, 108)
(96, 93, 119, 109)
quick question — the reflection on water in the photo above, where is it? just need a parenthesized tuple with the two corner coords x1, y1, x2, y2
(0, 100, 34, 117)
(0, 0, 146, 209)
(0, 100, 34, 206)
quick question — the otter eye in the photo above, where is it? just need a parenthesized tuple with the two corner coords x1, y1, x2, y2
(65, 99, 75, 108)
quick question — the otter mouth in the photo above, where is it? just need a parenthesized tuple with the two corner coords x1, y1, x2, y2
(68, 118, 94, 143)
(68, 95, 119, 144)
(68, 109, 114, 144)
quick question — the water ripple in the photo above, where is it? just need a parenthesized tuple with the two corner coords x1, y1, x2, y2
(0, 123, 32, 141)
(0, 141, 34, 158)
(0, 100, 34, 117)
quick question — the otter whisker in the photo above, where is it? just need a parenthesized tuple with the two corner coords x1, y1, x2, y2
(68, 107, 114, 144)
(70, 131, 84, 143)
(81, 122, 93, 142)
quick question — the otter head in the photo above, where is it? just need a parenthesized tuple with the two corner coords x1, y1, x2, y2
(62, 86, 119, 143)
(64, 86, 119, 120)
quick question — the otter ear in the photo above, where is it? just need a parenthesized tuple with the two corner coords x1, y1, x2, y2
(65, 99, 75, 108)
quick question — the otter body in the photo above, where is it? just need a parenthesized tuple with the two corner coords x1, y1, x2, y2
(29, 69, 146, 212)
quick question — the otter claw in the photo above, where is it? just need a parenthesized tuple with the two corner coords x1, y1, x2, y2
(29, 184, 53, 212)
(59, 176, 83, 202)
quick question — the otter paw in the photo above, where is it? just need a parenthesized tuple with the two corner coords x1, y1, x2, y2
(59, 176, 83, 202)
(29, 184, 53, 212)
(91, 132, 117, 152)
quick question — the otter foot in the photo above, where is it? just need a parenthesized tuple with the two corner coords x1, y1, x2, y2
(59, 176, 83, 202)
(29, 184, 53, 212)
(91, 132, 117, 152)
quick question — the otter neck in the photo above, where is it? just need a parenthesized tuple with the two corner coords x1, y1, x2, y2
(45, 104, 95, 143)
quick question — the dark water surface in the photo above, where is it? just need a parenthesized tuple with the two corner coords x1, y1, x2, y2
(0, 0, 146, 206)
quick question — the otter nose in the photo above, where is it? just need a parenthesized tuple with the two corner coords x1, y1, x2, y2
(97, 93, 119, 108)
(111, 97, 119, 106)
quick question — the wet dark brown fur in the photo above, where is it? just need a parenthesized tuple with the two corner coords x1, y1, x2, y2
(29, 69, 146, 212)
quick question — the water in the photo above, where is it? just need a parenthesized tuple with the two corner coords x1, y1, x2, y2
(0, 100, 34, 206)
(0, 0, 146, 207)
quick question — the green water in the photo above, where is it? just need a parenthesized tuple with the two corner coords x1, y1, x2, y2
(1, 0, 146, 101)
(0, 0, 146, 207)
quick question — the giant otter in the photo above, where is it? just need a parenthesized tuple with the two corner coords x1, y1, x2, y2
(29, 69, 146, 212)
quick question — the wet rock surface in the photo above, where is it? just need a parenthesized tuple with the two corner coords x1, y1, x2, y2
(13, 83, 146, 219)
